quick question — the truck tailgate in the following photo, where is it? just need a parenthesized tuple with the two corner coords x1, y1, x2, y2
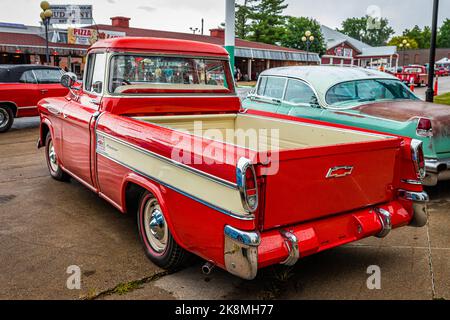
(262, 142, 400, 230)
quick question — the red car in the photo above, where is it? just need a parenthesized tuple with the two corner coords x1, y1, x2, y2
(395, 65, 429, 86)
(435, 67, 449, 77)
(0, 65, 69, 133)
(37, 37, 428, 280)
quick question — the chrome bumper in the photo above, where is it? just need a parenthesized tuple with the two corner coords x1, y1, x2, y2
(424, 158, 450, 186)
(224, 226, 260, 280)
(398, 190, 430, 227)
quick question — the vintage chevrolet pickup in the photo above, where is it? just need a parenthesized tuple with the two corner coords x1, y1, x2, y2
(37, 37, 429, 280)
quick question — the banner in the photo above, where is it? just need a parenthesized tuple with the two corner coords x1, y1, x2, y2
(98, 30, 126, 40)
(67, 28, 98, 45)
(51, 5, 93, 25)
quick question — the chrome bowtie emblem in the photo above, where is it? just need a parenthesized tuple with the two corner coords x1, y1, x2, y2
(326, 166, 354, 179)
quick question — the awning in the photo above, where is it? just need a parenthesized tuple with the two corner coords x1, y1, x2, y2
(235, 47, 320, 63)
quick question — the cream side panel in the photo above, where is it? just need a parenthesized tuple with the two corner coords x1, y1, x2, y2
(99, 134, 247, 216)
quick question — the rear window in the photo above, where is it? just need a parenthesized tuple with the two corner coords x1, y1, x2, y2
(108, 55, 234, 95)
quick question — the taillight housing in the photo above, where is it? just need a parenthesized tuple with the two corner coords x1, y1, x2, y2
(416, 118, 433, 137)
(237, 158, 258, 213)
(411, 139, 426, 180)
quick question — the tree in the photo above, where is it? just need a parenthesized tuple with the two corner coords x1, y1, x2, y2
(281, 17, 326, 55)
(438, 19, 450, 48)
(338, 16, 395, 46)
(403, 25, 431, 49)
(388, 36, 419, 50)
(247, 0, 289, 45)
(235, 0, 257, 39)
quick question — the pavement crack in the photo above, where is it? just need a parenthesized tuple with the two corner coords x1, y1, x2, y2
(81, 270, 175, 300)
(426, 222, 437, 300)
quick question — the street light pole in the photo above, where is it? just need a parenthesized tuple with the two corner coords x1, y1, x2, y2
(225, 0, 236, 73)
(426, 0, 440, 102)
(302, 31, 314, 66)
(40, 1, 52, 65)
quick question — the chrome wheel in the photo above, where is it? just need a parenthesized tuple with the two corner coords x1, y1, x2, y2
(48, 140, 59, 172)
(143, 198, 168, 254)
(0, 108, 8, 129)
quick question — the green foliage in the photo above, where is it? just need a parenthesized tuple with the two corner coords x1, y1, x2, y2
(235, 0, 258, 39)
(438, 19, 450, 48)
(434, 93, 450, 106)
(388, 36, 419, 50)
(246, 0, 289, 45)
(338, 15, 395, 46)
(281, 17, 326, 55)
(403, 25, 431, 49)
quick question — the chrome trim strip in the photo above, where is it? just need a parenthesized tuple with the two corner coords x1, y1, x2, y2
(401, 179, 423, 185)
(279, 230, 300, 266)
(96, 131, 238, 190)
(398, 190, 430, 203)
(224, 225, 260, 246)
(97, 149, 254, 221)
(411, 139, 426, 180)
(17, 106, 37, 110)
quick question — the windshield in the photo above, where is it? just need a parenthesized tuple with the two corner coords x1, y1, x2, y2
(109, 55, 233, 95)
(325, 79, 419, 108)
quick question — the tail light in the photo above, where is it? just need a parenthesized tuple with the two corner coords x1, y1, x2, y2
(411, 139, 426, 180)
(416, 118, 433, 137)
(237, 158, 258, 213)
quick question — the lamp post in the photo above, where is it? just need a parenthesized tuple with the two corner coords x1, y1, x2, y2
(426, 0, 440, 102)
(399, 39, 411, 67)
(302, 31, 315, 65)
(40, 1, 52, 65)
(189, 27, 200, 34)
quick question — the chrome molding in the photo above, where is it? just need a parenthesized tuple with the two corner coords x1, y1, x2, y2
(236, 158, 259, 213)
(410, 139, 426, 180)
(401, 179, 423, 185)
(279, 230, 300, 267)
(224, 226, 260, 280)
(97, 151, 255, 221)
(374, 208, 392, 238)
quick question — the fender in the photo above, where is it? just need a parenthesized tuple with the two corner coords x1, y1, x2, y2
(38, 117, 54, 148)
(0, 101, 18, 117)
(120, 172, 188, 251)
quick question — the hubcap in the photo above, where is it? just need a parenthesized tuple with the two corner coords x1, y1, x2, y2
(143, 198, 168, 253)
(48, 140, 59, 172)
(0, 109, 8, 128)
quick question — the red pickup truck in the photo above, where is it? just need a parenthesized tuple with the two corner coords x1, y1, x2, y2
(395, 65, 429, 87)
(37, 37, 428, 280)
(0, 65, 68, 133)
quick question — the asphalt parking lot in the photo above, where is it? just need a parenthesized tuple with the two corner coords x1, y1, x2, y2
(0, 117, 449, 300)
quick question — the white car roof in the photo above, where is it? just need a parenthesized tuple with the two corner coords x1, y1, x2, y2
(260, 66, 398, 103)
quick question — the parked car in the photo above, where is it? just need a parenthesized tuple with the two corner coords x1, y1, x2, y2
(435, 66, 449, 77)
(242, 66, 450, 186)
(395, 65, 428, 86)
(0, 65, 68, 133)
(38, 38, 428, 280)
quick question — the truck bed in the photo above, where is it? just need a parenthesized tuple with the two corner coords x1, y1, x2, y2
(135, 113, 392, 151)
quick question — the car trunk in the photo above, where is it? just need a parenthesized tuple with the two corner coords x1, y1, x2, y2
(135, 113, 402, 230)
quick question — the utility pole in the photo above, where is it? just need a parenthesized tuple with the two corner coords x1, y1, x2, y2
(201, 18, 204, 35)
(225, 0, 236, 72)
(426, 0, 439, 102)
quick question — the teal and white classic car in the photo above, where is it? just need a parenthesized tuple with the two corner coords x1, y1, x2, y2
(242, 66, 450, 186)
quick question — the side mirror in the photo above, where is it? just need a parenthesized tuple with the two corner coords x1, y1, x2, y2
(61, 72, 78, 89)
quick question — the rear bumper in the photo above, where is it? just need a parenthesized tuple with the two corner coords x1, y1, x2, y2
(224, 194, 429, 280)
(424, 158, 450, 186)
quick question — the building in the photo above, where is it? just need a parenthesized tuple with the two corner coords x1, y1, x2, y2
(0, 17, 320, 81)
(398, 48, 450, 67)
(320, 25, 399, 68)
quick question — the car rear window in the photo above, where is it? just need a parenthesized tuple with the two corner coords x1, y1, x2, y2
(108, 55, 234, 95)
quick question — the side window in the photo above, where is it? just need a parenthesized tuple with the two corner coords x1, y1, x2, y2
(263, 77, 286, 100)
(33, 69, 63, 84)
(257, 76, 268, 96)
(85, 53, 106, 94)
(20, 70, 37, 84)
(284, 80, 318, 106)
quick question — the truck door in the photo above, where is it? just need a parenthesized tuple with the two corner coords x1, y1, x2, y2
(61, 53, 106, 187)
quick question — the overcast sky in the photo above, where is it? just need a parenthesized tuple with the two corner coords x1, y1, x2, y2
(1, 0, 448, 36)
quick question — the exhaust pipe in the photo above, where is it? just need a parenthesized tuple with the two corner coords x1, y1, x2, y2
(202, 262, 216, 275)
